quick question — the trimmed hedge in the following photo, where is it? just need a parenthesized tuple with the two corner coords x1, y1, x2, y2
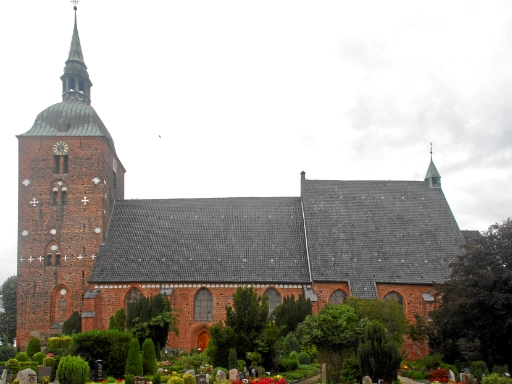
(32, 352, 46, 365)
(57, 355, 90, 384)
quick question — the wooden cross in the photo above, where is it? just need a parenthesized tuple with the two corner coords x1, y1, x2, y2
(19, 256, 25, 262)
(28, 256, 34, 262)
(81, 197, 89, 205)
(77, 254, 84, 260)
(38, 256, 44, 262)
(30, 198, 39, 206)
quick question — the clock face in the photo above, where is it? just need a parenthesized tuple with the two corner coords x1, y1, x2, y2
(53, 141, 69, 155)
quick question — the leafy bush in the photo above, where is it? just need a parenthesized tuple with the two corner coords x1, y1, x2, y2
(57, 355, 90, 384)
(32, 352, 46, 365)
(217, 380, 230, 384)
(0, 343, 17, 361)
(472, 361, 489, 381)
(167, 376, 185, 384)
(228, 348, 237, 370)
(183, 373, 196, 384)
(26, 338, 41, 357)
(492, 366, 510, 375)
(237, 359, 246, 372)
(298, 352, 310, 365)
(5, 359, 21, 377)
(413, 372, 424, 379)
(429, 368, 449, 380)
(48, 336, 73, 352)
(282, 333, 300, 355)
(424, 372, 430, 379)
(153, 372, 162, 384)
(212, 367, 229, 378)
(43, 357, 57, 379)
(125, 374, 135, 384)
(106, 377, 118, 383)
(142, 338, 157, 375)
(482, 373, 512, 384)
(424, 354, 444, 370)
(69, 329, 133, 378)
(15, 352, 28, 362)
(125, 338, 143, 376)
(62, 311, 82, 335)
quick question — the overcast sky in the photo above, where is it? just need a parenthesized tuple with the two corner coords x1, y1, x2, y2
(0, 1, 511, 284)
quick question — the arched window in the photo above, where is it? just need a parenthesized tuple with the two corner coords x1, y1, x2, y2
(383, 291, 404, 306)
(126, 287, 143, 308)
(329, 289, 348, 304)
(60, 297, 66, 309)
(194, 288, 213, 321)
(264, 288, 281, 314)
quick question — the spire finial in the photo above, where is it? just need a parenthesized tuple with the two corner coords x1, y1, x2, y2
(71, 0, 79, 11)
(430, 142, 433, 156)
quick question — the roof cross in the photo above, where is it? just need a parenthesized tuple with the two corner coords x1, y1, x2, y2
(30, 198, 39, 206)
(81, 197, 89, 205)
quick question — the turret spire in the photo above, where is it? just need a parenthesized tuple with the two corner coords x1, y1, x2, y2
(60, 3, 93, 104)
(425, 143, 441, 188)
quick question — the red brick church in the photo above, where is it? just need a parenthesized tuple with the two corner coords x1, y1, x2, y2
(16, 9, 468, 360)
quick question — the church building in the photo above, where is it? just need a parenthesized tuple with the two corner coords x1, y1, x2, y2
(16, 9, 467, 360)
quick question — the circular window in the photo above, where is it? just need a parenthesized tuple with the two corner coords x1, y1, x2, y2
(60, 288, 67, 295)
(51, 244, 59, 251)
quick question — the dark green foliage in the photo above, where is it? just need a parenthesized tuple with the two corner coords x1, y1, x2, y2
(281, 351, 299, 371)
(423, 353, 444, 370)
(472, 361, 489, 381)
(142, 338, 157, 375)
(433, 219, 512, 367)
(212, 367, 229, 378)
(183, 374, 196, 384)
(298, 352, 310, 365)
(413, 372, 424, 379)
(282, 333, 300, 355)
(341, 358, 361, 384)
(5, 358, 21, 377)
(153, 372, 162, 384)
(345, 296, 409, 345)
(228, 348, 238, 370)
(125, 338, 143, 376)
(237, 359, 246, 372)
(273, 294, 312, 336)
(357, 322, 401, 383)
(0, 276, 17, 344)
(156, 342, 161, 361)
(109, 308, 126, 331)
(62, 311, 81, 335)
(125, 374, 135, 384)
(57, 355, 90, 384)
(47, 336, 73, 352)
(69, 329, 133, 378)
(32, 352, 46, 365)
(492, 365, 509, 375)
(126, 293, 178, 349)
(43, 357, 57, 379)
(15, 352, 28, 362)
(26, 338, 41, 358)
(0, 336, 16, 361)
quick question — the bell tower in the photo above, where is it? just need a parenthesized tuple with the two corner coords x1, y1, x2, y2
(16, 6, 125, 347)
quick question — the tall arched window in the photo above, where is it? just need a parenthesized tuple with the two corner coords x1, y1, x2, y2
(195, 288, 213, 321)
(383, 291, 404, 306)
(329, 289, 348, 304)
(126, 287, 143, 308)
(264, 288, 281, 314)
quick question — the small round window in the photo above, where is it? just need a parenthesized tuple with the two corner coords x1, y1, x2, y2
(60, 288, 67, 295)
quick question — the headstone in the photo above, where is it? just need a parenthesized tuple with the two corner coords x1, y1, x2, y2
(229, 369, 239, 383)
(135, 376, 147, 384)
(17, 369, 37, 384)
(186, 370, 196, 376)
(362, 376, 372, 384)
(1, 370, 7, 384)
(239, 372, 246, 381)
(378, 379, 384, 384)
(449, 370, 456, 382)
(206, 374, 211, 383)
(197, 374, 207, 384)
(251, 369, 256, 378)
(322, 363, 327, 384)
(95, 360, 103, 383)
(244, 367, 249, 376)
(37, 366, 52, 381)
(216, 370, 227, 380)
(461, 373, 469, 384)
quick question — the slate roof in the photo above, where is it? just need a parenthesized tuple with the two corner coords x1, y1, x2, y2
(19, 100, 115, 149)
(89, 197, 309, 284)
(301, 180, 465, 298)
(461, 230, 481, 242)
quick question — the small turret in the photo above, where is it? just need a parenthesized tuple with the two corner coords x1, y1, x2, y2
(425, 144, 441, 188)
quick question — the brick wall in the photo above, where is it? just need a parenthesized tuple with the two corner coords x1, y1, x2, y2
(16, 136, 125, 347)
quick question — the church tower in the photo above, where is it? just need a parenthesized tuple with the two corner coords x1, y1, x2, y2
(16, 7, 125, 347)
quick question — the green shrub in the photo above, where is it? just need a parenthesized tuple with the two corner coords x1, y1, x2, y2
(43, 357, 57, 379)
(213, 367, 229, 378)
(283, 372, 304, 380)
(341, 358, 361, 384)
(125, 374, 135, 384)
(26, 338, 41, 358)
(106, 377, 118, 383)
(153, 372, 162, 384)
(472, 361, 489, 381)
(57, 355, 90, 384)
(125, 338, 143, 377)
(41, 376, 50, 384)
(482, 373, 512, 384)
(69, 329, 133, 379)
(0, 343, 17, 361)
(47, 336, 73, 352)
(413, 372, 424, 379)
(183, 373, 196, 384)
(237, 359, 246, 372)
(282, 333, 300, 355)
(32, 352, 46, 365)
(142, 338, 157, 375)
(15, 352, 28, 362)
(228, 348, 238, 370)
(424, 372, 431, 379)
(492, 366, 509, 375)
(5, 359, 21, 377)
(298, 352, 310, 365)
(168, 376, 185, 384)
(441, 363, 459, 376)
(62, 311, 82, 335)
(423, 354, 444, 370)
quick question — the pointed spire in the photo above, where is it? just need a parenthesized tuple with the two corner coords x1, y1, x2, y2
(60, 5, 92, 104)
(67, 11, 85, 65)
(425, 143, 441, 188)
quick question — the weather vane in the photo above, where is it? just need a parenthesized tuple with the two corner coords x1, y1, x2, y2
(430, 142, 433, 156)
(71, 0, 79, 10)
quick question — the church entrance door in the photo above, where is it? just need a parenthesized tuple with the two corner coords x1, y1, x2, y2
(197, 330, 210, 353)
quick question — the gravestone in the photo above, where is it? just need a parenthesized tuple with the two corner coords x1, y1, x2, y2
(37, 366, 52, 381)
(239, 372, 246, 381)
(229, 369, 239, 383)
(251, 369, 256, 378)
(196, 374, 207, 384)
(449, 370, 456, 382)
(322, 363, 327, 384)
(95, 360, 103, 382)
(216, 370, 227, 380)
(0, 368, 10, 384)
(206, 373, 211, 383)
(17, 369, 37, 384)
(362, 376, 372, 384)
(378, 379, 384, 384)
(135, 376, 147, 384)
(461, 373, 469, 384)
(1, 369, 7, 384)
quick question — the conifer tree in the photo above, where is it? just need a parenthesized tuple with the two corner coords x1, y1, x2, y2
(228, 348, 238, 370)
(109, 308, 126, 331)
(62, 311, 81, 335)
(26, 338, 41, 357)
(142, 338, 157, 375)
(273, 294, 312, 336)
(125, 338, 143, 377)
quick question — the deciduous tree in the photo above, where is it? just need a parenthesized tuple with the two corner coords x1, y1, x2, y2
(0, 275, 17, 344)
